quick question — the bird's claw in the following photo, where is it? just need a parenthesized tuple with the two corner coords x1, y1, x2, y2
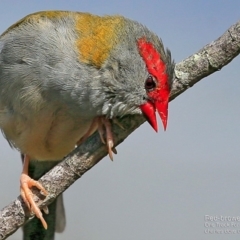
(20, 173, 48, 229)
(113, 118, 125, 130)
(76, 117, 117, 160)
(98, 117, 116, 161)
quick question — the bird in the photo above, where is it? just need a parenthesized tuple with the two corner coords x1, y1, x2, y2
(0, 11, 175, 229)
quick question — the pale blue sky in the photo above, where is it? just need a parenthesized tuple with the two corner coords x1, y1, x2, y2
(0, 1, 240, 240)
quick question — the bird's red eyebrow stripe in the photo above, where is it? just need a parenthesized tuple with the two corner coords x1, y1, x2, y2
(137, 38, 168, 86)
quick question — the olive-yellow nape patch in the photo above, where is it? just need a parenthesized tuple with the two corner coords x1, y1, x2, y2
(75, 13, 125, 68)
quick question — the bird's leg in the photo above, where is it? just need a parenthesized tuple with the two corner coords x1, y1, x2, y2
(76, 117, 116, 160)
(20, 154, 48, 229)
(98, 117, 115, 160)
(76, 118, 99, 146)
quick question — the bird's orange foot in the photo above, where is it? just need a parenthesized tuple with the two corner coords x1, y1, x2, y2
(97, 117, 117, 160)
(20, 173, 48, 229)
(77, 117, 116, 160)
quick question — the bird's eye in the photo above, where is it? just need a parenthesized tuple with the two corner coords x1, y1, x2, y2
(145, 75, 156, 91)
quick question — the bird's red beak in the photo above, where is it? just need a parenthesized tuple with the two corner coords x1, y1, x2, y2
(140, 100, 168, 132)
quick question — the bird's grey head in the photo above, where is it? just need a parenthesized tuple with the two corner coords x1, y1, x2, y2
(82, 19, 174, 131)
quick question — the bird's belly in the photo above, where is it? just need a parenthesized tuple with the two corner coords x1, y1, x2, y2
(23, 120, 91, 161)
(0, 106, 94, 161)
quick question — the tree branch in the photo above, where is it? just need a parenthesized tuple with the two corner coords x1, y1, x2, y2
(0, 20, 240, 240)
